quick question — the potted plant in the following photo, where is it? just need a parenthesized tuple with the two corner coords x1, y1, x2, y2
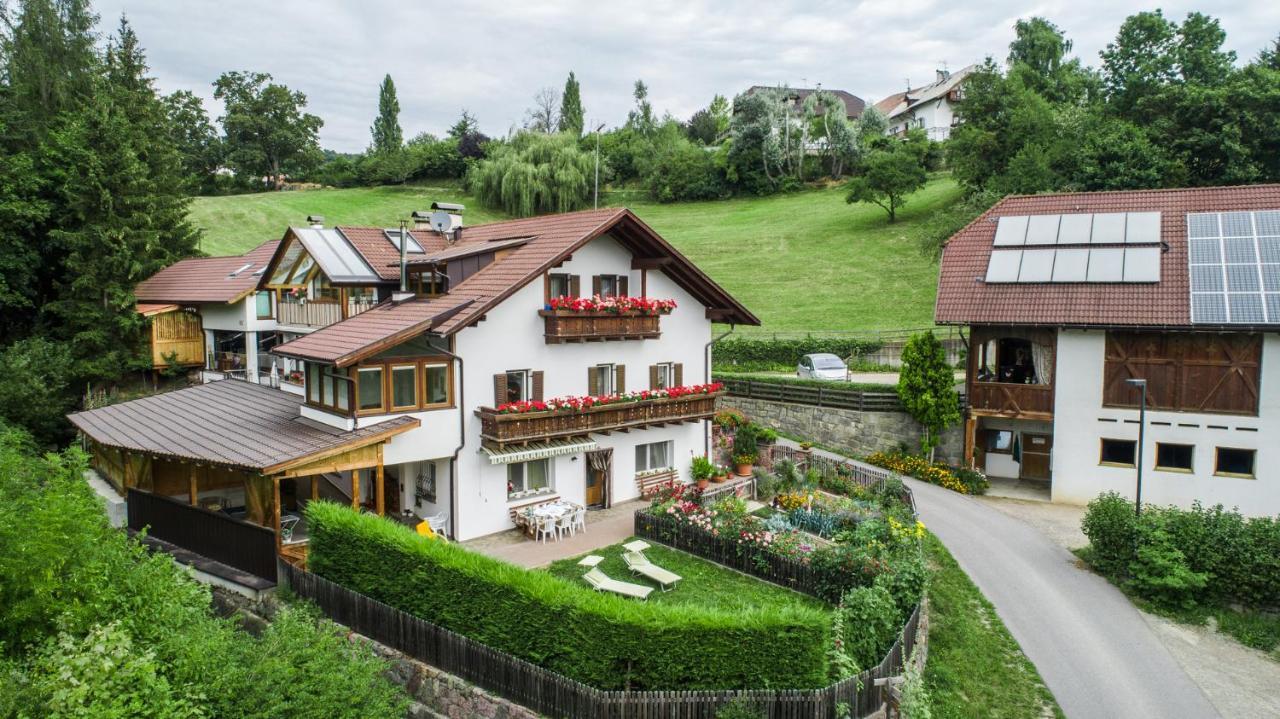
(732, 427, 758, 477)
(733, 452, 757, 477)
(691, 456, 714, 490)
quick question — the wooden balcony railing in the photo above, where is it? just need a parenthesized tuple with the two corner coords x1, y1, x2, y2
(538, 310, 662, 344)
(477, 392, 720, 448)
(968, 381, 1054, 418)
(278, 300, 376, 328)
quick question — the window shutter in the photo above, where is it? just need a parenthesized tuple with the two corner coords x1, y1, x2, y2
(591, 275, 602, 297)
(493, 373, 508, 406)
(588, 367, 600, 396)
(649, 364, 659, 390)
(569, 274, 580, 297)
(615, 364, 625, 393)
(674, 363, 684, 387)
(532, 371, 544, 401)
(618, 276, 629, 297)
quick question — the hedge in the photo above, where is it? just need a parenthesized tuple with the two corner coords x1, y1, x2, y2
(1081, 493, 1280, 609)
(714, 371, 900, 395)
(305, 501, 832, 690)
(712, 337, 884, 372)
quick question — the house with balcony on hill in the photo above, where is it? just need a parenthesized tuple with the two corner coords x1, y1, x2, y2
(874, 65, 974, 141)
(73, 205, 757, 583)
(936, 184, 1280, 517)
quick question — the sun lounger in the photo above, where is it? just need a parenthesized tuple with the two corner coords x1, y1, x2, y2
(622, 551, 682, 591)
(582, 567, 653, 600)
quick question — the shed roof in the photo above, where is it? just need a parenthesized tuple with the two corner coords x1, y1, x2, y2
(134, 240, 279, 305)
(934, 184, 1280, 328)
(68, 380, 418, 474)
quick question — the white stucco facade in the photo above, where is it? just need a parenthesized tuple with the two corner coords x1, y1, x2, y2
(1050, 330, 1280, 517)
(888, 97, 957, 141)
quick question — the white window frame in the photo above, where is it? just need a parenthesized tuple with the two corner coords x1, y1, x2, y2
(505, 369, 532, 403)
(635, 440, 675, 474)
(655, 362, 674, 390)
(596, 363, 616, 396)
(508, 459, 553, 498)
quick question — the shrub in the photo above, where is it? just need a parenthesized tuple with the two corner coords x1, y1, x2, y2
(864, 452, 986, 495)
(644, 139, 728, 202)
(834, 584, 900, 671)
(1126, 523, 1208, 610)
(1081, 492, 1138, 575)
(711, 337, 884, 373)
(306, 501, 831, 690)
(716, 697, 766, 719)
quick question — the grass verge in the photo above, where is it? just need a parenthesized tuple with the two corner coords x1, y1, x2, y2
(924, 532, 1064, 718)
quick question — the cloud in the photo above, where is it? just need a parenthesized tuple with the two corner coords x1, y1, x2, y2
(95, 0, 1280, 152)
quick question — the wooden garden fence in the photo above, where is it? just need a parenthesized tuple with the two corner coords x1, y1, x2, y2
(279, 560, 921, 719)
(716, 376, 904, 411)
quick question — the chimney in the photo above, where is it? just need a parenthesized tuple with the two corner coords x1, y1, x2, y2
(396, 218, 411, 300)
(936, 68, 950, 83)
(429, 202, 465, 244)
(411, 210, 432, 231)
(307, 214, 324, 229)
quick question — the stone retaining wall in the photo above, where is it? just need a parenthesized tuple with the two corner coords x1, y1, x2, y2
(719, 396, 963, 466)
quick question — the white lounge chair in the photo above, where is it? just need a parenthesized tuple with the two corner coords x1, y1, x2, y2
(622, 551, 682, 591)
(582, 567, 653, 600)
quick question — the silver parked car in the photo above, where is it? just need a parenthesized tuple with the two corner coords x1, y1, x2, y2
(797, 353, 849, 381)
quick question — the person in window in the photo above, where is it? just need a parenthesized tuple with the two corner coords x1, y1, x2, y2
(1004, 347, 1036, 384)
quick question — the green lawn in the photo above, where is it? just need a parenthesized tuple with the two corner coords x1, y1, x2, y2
(924, 533, 1063, 718)
(545, 538, 830, 615)
(189, 177, 960, 333)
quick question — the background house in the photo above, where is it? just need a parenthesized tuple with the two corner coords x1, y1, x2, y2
(875, 65, 974, 141)
(936, 184, 1280, 517)
(743, 85, 866, 120)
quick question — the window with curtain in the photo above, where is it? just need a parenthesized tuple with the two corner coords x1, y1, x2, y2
(506, 369, 530, 403)
(391, 365, 417, 409)
(635, 440, 673, 472)
(654, 362, 674, 389)
(507, 459, 551, 497)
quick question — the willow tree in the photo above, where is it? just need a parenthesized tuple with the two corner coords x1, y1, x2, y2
(466, 131, 592, 216)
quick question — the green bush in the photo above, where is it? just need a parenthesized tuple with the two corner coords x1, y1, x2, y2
(712, 337, 884, 372)
(305, 501, 831, 690)
(645, 139, 728, 202)
(1081, 492, 1139, 574)
(715, 371, 900, 395)
(835, 583, 900, 671)
(1126, 522, 1207, 610)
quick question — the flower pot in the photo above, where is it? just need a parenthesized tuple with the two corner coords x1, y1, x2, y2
(735, 463, 753, 477)
(713, 472, 728, 483)
(696, 478, 710, 490)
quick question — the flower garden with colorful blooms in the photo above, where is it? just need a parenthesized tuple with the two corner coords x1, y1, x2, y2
(547, 294, 677, 315)
(495, 382, 722, 414)
(864, 451, 989, 495)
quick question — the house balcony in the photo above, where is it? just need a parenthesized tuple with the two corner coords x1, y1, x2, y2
(968, 381, 1054, 419)
(538, 310, 662, 344)
(278, 299, 376, 329)
(477, 392, 721, 448)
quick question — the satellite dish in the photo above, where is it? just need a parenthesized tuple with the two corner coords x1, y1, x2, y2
(430, 210, 460, 234)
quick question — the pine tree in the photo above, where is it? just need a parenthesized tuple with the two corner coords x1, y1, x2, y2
(558, 71, 583, 136)
(370, 73, 402, 154)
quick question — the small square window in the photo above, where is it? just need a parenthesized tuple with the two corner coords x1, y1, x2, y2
(1214, 447, 1256, 478)
(357, 367, 384, 412)
(1155, 443, 1194, 472)
(596, 364, 616, 396)
(1100, 438, 1137, 467)
(548, 273, 572, 299)
(984, 430, 1013, 453)
(654, 362, 674, 390)
(505, 370, 530, 403)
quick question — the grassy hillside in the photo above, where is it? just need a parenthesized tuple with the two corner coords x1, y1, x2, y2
(189, 177, 960, 332)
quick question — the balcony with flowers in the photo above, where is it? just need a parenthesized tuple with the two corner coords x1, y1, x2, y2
(477, 382, 722, 448)
(538, 295, 675, 344)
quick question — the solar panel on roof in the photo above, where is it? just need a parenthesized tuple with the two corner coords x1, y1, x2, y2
(1259, 237, 1280, 263)
(1221, 212, 1254, 238)
(1256, 211, 1280, 237)
(1123, 247, 1161, 282)
(1186, 210, 1280, 324)
(1018, 249, 1056, 281)
(1192, 293, 1228, 323)
(1189, 237, 1222, 264)
(1052, 248, 1090, 281)
(1226, 265, 1261, 292)
(1057, 214, 1093, 245)
(1086, 248, 1125, 281)
(1090, 213, 1127, 244)
(1191, 265, 1224, 292)
(1267, 294, 1280, 320)
(1125, 212, 1161, 244)
(1229, 293, 1266, 323)
(1187, 213, 1220, 239)
(1025, 215, 1061, 245)
(993, 216, 1029, 246)
(1262, 265, 1280, 292)
(985, 250, 1023, 282)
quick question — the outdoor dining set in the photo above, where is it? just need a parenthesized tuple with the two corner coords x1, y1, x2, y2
(515, 500, 587, 542)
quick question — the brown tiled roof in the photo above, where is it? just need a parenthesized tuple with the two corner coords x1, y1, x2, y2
(339, 227, 445, 281)
(68, 380, 418, 473)
(135, 240, 279, 304)
(935, 184, 1280, 328)
(136, 303, 178, 317)
(873, 91, 906, 115)
(274, 208, 760, 366)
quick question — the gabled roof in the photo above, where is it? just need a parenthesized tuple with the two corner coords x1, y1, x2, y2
(745, 86, 866, 119)
(338, 226, 445, 281)
(935, 184, 1280, 328)
(875, 65, 975, 120)
(273, 208, 760, 366)
(67, 380, 418, 474)
(134, 240, 279, 305)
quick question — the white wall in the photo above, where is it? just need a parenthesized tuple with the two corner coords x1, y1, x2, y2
(1051, 329, 1280, 517)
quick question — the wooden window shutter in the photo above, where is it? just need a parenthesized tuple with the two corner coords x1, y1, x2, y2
(674, 363, 684, 387)
(588, 366, 600, 396)
(649, 364, 659, 390)
(569, 274, 580, 297)
(615, 364, 625, 393)
(618, 275, 629, 297)
(531, 371, 544, 401)
(493, 373, 508, 406)
(591, 275, 602, 296)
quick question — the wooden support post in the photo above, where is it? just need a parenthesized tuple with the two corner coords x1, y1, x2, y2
(311, 474, 319, 501)
(272, 476, 283, 554)
(188, 464, 198, 506)
(964, 417, 977, 469)
(375, 447, 386, 517)
(122, 450, 132, 489)
(351, 469, 360, 509)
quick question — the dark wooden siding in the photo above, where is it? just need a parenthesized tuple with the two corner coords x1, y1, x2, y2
(1103, 331, 1261, 416)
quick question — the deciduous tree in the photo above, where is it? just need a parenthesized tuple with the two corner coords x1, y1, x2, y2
(213, 70, 323, 188)
(897, 331, 960, 459)
(524, 86, 559, 133)
(845, 143, 927, 222)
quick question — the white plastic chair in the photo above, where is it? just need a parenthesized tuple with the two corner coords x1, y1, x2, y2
(571, 508, 586, 536)
(556, 512, 574, 540)
(426, 511, 449, 536)
(535, 516, 557, 543)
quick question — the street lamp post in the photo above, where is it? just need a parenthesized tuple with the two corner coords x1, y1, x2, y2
(593, 122, 605, 209)
(1125, 378, 1148, 517)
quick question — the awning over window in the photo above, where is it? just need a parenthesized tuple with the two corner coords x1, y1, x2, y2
(481, 438, 598, 465)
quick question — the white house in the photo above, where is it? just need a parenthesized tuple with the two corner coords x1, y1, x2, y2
(936, 184, 1280, 517)
(874, 66, 974, 141)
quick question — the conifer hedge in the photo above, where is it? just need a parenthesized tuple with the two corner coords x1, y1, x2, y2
(305, 501, 832, 690)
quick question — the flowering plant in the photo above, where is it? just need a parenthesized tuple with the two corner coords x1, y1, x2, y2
(548, 295, 677, 315)
(495, 382, 723, 414)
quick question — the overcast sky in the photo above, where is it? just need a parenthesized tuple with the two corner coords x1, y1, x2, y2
(94, 0, 1279, 153)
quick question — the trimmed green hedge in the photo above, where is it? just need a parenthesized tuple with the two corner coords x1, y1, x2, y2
(306, 501, 832, 690)
(713, 337, 884, 372)
(714, 371, 900, 395)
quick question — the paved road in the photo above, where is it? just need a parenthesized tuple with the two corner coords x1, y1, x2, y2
(907, 478, 1221, 719)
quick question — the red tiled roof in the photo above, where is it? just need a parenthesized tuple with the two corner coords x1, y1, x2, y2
(935, 184, 1280, 327)
(274, 208, 759, 366)
(134, 240, 279, 304)
(338, 227, 446, 281)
